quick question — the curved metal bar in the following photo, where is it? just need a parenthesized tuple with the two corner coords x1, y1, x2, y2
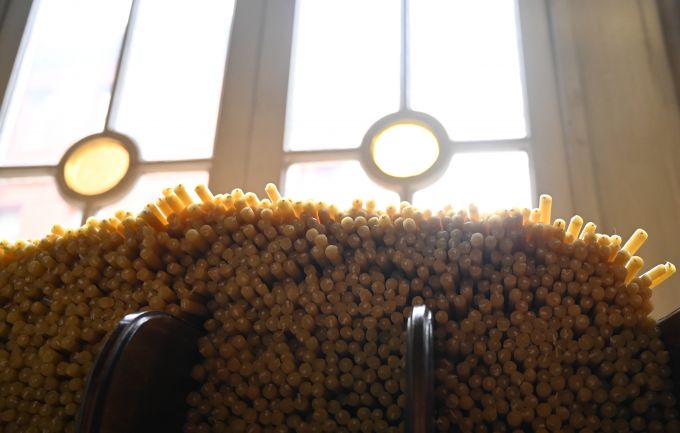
(406, 304, 434, 433)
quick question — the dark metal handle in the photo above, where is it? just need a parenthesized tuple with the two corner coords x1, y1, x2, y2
(406, 305, 434, 433)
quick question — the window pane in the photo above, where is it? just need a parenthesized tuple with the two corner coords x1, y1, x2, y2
(285, 0, 401, 151)
(410, 0, 527, 140)
(0, 177, 82, 241)
(412, 151, 532, 213)
(96, 171, 209, 219)
(0, 0, 132, 165)
(284, 161, 400, 210)
(110, 0, 235, 161)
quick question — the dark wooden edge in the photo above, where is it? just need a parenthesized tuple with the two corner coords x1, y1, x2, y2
(658, 307, 680, 408)
(74, 311, 201, 433)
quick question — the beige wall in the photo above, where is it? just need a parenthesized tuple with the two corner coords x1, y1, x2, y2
(549, 0, 680, 319)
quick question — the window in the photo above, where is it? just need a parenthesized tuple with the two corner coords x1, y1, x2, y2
(280, 0, 533, 213)
(211, 0, 571, 218)
(0, 0, 235, 240)
(0, 0, 572, 241)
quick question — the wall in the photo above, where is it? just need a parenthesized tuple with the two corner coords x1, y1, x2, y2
(549, 0, 680, 319)
(0, 0, 33, 115)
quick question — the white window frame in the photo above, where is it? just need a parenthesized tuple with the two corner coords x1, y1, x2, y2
(212, 0, 574, 217)
(0, 0, 221, 222)
(0, 0, 574, 219)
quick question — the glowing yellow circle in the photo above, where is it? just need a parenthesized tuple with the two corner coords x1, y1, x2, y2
(63, 136, 131, 196)
(371, 122, 440, 178)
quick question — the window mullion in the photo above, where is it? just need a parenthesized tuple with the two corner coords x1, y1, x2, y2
(243, 0, 296, 194)
(104, 0, 138, 131)
(210, 0, 268, 195)
(210, 0, 295, 196)
(81, 202, 94, 225)
(136, 159, 213, 174)
(0, 164, 55, 178)
(517, 0, 574, 216)
(452, 138, 530, 154)
(283, 148, 360, 164)
(400, 0, 411, 110)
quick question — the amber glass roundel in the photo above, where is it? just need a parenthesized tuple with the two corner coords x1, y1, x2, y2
(370, 122, 440, 178)
(63, 135, 131, 196)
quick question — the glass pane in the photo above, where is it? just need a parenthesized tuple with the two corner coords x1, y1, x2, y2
(412, 151, 532, 213)
(96, 171, 209, 219)
(371, 123, 440, 178)
(0, 177, 82, 241)
(0, 0, 132, 165)
(285, 0, 401, 151)
(63, 135, 131, 196)
(284, 161, 400, 210)
(110, 0, 235, 161)
(410, 0, 527, 140)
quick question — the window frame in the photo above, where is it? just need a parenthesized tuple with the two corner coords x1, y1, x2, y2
(212, 0, 574, 217)
(0, 0, 574, 223)
(0, 0, 225, 224)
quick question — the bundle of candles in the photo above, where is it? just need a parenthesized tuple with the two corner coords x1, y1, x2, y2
(0, 184, 677, 433)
